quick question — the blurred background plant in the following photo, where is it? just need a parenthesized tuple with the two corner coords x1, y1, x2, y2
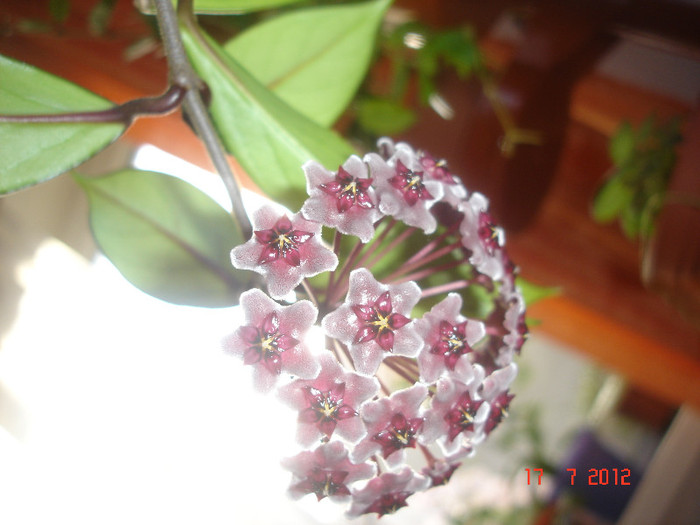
(592, 115, 683, 241)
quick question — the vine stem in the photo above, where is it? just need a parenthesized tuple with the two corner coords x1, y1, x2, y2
(153, 0, 252, 240)
(0, 84, 187, 125)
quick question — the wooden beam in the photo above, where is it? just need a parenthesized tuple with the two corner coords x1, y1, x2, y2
(530, 296, 700, 411)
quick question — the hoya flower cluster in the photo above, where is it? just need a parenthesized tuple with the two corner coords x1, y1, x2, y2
(224, 138, 527, 518)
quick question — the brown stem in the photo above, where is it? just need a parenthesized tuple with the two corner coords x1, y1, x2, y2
(0, 84, 187, 125)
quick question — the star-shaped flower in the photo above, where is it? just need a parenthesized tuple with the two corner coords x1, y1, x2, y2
(423, 373, 490, 455)
(231, 206, 338, 299)
(365, 148, 443, 234)
(322, 268, 421, 375)
(282, 441, 375, 502)
(346, 467, 430, 518)
(352, 384, 429, 468)
(301, 156, 382, 243)
(415, 294, 486, 382)
(277, 352, 379, 447)
(418, 150, 467, 207)
(421, 459, 461, 488)
(459, 193, 505, 280)
(222, 289, 319, 392)
(483, 390, 515, 435)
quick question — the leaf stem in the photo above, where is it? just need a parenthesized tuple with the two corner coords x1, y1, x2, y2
(0, 84, 186, 125)
(153, 0, 252, 240)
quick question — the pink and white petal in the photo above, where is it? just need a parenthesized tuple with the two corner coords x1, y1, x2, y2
(347, 342, 386, 375)
(335, 416, 369, 444)
(481, 363, 517, 401)
(391, 326, 423, 359)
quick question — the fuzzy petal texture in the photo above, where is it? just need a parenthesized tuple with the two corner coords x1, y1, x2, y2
(365, 150, 443, 233)
(422, 365, 488, 455)
(415, 293, 486, 383)
(352, 384, 429, 468)
(282, 441, 376, 502)
(231, 205, 338, 299)
(458, 193, 505, 281)
(346, 467, 430, 517)
(222, 288, 319, 392)
(301, 156, 382, 243)
(277, 352, 379, 447)
(322, 268, 421, 375)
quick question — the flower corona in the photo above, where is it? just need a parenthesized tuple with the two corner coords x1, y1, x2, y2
(224, 138, 527, 517)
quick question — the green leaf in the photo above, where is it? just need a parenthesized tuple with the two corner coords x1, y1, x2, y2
(592, 175, 632, 223)
(516, 277, 559, 306)
(75, 169, 249, 307)
(620, 202, 640, 239)
(192, 0, 304, 12)
(356, 97, 416, 135)
(609, 121, 634, 165)
(88, 0, 118, 36)
(181, 25, 355, 210)
(224, 0, 391, 127)
(0, 55, 125, 195)
(49, 0, 71, 23)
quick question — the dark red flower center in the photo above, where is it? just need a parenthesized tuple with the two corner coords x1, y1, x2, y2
(477, 212, 502, 255)
(431, 320, 473, 369)
(299, 383, 357, 437)
(291, 468, 350, 501)
(372, 413, 423, 458)
(388, 159, 434, 206)
(426, 463, 460, 486)
(254, 215, 313, 267)
(352, 292, 411, 352)
(419, 152, 455, 184)
(484, 391, 514, 435)
(445, 392, 483, 442)
(364, 491, 412, 517)
(320, 166, 374, 212)
(238, 312, 298, 375)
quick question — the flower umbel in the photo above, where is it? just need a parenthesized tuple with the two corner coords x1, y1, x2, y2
(225, 137, 528, 517)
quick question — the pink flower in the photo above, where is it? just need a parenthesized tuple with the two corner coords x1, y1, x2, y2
(346, 467, 430, 517)
(277, 352, 379, 447)
(483, 390, 515, 435)
(459, 193, 505, 280)
(365, 148, 443, 233)
(282, 441, 375, 502)
(322, 268, 421, 375)
(377, 138, 466, 207)
(423, 371, 489, 455)
(231, 205, 338, 299)
(222, 289, 319, 392)
(352, 384, 429, 468)
(418, 149, 467, 207)
(415, 294, 486, 382)
(504, 295, 528, 355)
(301, 156, 382, 243)
(421, 459, 461, 488)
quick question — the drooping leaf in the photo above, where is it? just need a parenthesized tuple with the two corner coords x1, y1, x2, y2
(75, 169, 250, 307)
(0, 55, 125, 195)
(181, 25, 355, 210)
(225, 0, 391, 126)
